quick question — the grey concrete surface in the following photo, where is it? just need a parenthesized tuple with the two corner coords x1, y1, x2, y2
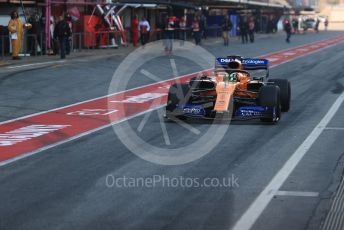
(0, 31, 343, 230)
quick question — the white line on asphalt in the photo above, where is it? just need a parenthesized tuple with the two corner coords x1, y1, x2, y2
(6, 60, 66, 69)
(267, 58, 279, 62)
(283, 52, 296, 56)
(232, 92, 344, 230)
(274, 190, 319, 197)
(324, 127, 344, 130)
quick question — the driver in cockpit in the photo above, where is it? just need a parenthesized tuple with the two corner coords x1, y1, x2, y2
(216, 59, 250, 86)
(224, 60, 250, 91)
(224, 72, 250, 84)
(224, 72, 239, 82)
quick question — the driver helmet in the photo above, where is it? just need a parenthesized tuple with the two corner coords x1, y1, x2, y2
(225, 72, 239, 82)
(227, 59, 243, 70)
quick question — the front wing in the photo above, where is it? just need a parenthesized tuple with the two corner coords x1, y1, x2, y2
(166, 104, 275, 121)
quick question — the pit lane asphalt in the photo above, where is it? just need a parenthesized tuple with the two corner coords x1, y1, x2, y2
(0, 31, 343, 121)
(0, 31, 344, 230)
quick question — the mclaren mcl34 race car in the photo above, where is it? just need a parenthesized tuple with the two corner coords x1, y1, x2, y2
(165, 56, 291, 123)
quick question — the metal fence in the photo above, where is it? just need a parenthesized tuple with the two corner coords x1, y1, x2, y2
(71, 31, 124, 51)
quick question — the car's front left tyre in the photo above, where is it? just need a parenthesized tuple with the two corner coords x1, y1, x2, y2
(268, 79, 291, 112)
(259, 85, 281, 123)
(165, 83, 192, 120)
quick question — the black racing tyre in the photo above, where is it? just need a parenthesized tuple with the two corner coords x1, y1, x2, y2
(259, 85, 280, 107)
(166, 83, 192, 120)
(259, 85, 281, 123)
(268, 79, 291, 112)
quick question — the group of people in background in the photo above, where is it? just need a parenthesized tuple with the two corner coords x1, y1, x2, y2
(221, 16, 256, 46)
(284, 16, 329, 43)
(131, 16, 151, 48)
(130, 13, 331, 50)
(130, 13, 208, 54)
(6, 10, 72, 60)
(130, 12, 262, 51)
(129, 13, 286, 50)
(5, 10, 332, 60)
(238, 17, 256, 44)
(130, 13, 331, 51)
(291, 16, 329, 35)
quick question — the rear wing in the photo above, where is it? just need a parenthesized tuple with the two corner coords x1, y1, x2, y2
(242, 58, 269, 70)
(215, 58, 269, 70)
(215, 57, 269, 80)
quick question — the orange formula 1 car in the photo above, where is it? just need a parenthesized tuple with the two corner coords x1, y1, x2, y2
(165, 56, 291, 123)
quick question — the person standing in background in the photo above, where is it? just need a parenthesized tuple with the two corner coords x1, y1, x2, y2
(221, 15, 232, 46)
(324, 17, 329, 31)
(65, 14, 72, 55)
(131, 15, 139, 47)
(179, 15, 187, 46)
(54, 16, 71, 59)
(0, 25, 9, 55)
(238, 18, 248, 44)
(28, 12, 42, 55)
(292, 18, 299, 34)
(192, 16, 201, 45)
(138, 16, 150, 47)
(315, 18, 320, 33)
(8, 11, 24, 60)
(164, 15, 176, 54)
(248, 18, 255, 43)
(200, 14, 207, 40)
(50, 16, 58, 55)
(267, 17, 273, 33)
(155, 16, 163, 40)
(283, 18, 292, 43)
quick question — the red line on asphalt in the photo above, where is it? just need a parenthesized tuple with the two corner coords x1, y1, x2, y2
(0, 35, 344, 163)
